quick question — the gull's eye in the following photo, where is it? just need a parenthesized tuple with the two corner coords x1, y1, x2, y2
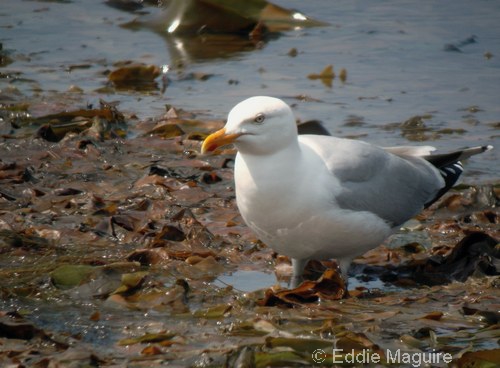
(254, 113, 265, 124)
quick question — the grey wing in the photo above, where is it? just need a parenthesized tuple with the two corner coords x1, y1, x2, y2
(384, 145, 436, 156)
(300, 136, 445, 226)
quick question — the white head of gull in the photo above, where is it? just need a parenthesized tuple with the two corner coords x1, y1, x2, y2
(202, 96, 493, 288)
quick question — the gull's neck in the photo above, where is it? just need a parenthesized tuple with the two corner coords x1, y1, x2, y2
(237, 137, 301, 165)
(235, 138, 304, 191)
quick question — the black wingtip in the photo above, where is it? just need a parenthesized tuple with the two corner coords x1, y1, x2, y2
(422, 145, 491, 208)
(424, 161, 464, 208)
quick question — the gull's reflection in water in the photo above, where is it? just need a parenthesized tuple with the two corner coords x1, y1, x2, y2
(120, 0, 327, 64)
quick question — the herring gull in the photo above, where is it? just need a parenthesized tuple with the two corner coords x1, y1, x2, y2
(201, 96, 493, 287)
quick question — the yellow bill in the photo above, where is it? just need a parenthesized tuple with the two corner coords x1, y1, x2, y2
(201, 128, 241, 154)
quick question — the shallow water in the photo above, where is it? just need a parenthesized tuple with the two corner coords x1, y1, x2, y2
(215, 270, 280, 292)
(1, 0, 498, 182)
(214, 269, 398, 294)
